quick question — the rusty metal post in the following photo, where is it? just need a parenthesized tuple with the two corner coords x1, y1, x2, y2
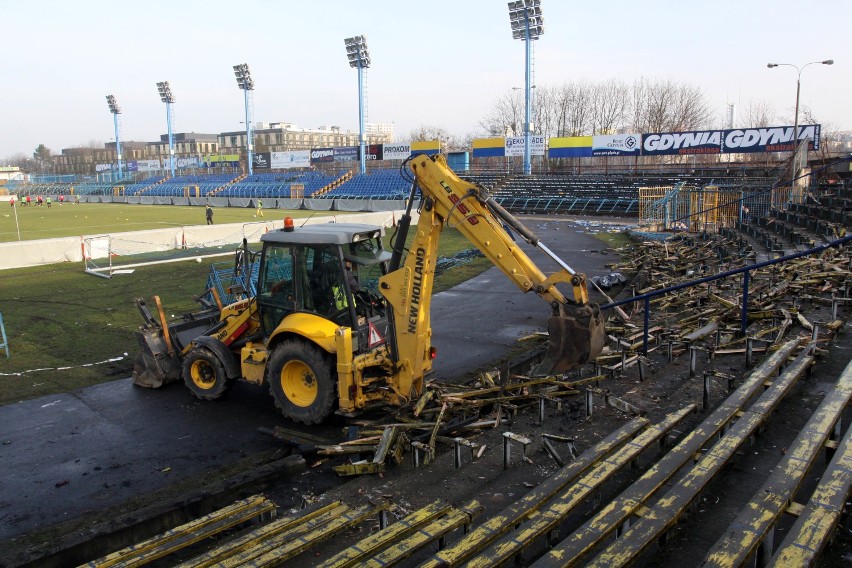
(689, 345, 698, 377)
(585, 388, 594, 419)
(740, 269, 751, 336)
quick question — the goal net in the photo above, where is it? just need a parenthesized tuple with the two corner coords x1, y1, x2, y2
(83, 221, 275, 278)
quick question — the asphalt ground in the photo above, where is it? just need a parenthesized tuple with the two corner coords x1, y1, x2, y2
(0, 215, 628, 545)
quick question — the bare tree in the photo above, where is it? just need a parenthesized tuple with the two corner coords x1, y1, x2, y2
(629, 78, 710, 133)
(556, 81, 593, 136)
(590, 79, 629, 134)
(406, 125, 466, 152)
(739, 99, 777, 128)
(478, 90, 525, 137)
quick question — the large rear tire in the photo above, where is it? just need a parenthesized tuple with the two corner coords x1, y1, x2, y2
(267, 339, 336, 425)
(182, 347, 231, 401)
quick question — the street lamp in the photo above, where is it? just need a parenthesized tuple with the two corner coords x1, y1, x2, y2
(156, 81, 176, 178)
(233, 63, 255, 176)
(105, 94, 123, 180)
(508, 0, 544, 176)
(344, 35, 371, 175)
(766, 59, 834, 151)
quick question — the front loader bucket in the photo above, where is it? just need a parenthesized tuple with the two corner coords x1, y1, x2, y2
(533, 302, 605, 376)
(132, 351, 168, 388)
(131, 329, 182, 388)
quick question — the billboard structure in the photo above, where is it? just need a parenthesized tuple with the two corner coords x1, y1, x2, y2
(641, 125, 820, 156)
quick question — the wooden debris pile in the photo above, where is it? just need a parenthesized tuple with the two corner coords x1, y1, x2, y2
(606, 233, 851, 357)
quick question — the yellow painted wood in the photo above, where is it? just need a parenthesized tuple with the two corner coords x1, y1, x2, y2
(176, 501, 344, 568)
(417, 418, 648, 568)
(80, 495, 274, 568)
(316, 501, 451, 568)
(462, 406, 695, 568)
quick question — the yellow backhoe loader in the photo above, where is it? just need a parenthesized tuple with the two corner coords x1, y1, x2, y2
(133, 154, 605, 424)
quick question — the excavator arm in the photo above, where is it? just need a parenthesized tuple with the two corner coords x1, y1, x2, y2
(378, 154, 605, 402)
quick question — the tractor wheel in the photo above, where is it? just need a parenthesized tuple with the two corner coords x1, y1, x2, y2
(182, 347, 231, 401)
(267, 339, 336, 425)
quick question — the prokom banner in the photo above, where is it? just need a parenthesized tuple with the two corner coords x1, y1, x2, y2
(382, 143, 411, 161)
(271, 150, 310, 169)
(95, 163, 114, 173)
(505, 136, 546, 157)
(252, 152, 271, 169)
(591, 134, 641, 156)
(137, 159, 161, 172)
(310, 148, 334, 164)
(642, 125, 821, 156)
(334, 146, 358, 162)
(177, 156, 200, 169)
(126, 161, 139, 172)
(363, 144, 383, 161)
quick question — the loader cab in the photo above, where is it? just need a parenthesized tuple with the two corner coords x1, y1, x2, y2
(256, 222, 391, 352)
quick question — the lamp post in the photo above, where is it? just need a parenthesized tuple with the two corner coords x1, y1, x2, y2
(508, 0, 544, 176)
(105, 95, 123, 180)
(344, 35, 371, 175)
(233, 63, 255, 176)
(156, 81, 176, 178)
(766, 59, 834, 151)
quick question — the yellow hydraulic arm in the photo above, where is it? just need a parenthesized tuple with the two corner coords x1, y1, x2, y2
(378, 154, 605, 403)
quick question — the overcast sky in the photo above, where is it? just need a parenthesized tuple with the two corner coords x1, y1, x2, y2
(2, 0, 848, 159)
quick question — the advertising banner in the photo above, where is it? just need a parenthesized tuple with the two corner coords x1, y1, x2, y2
(591, 134, 641, 156)
(363, 144, 383, 161)
(472, 137, 505, 158)
(411, 140, 441, 156)
(382, 143, 411, 161)
(548, 136, 592, 158)
(95, 163, 114, 172)
(271, 150, 310, 169)
(310, 148, 334, 164)
(203, 154, 240, 167)
(505, 136, 546, 157)
(137, 159, 161, 172)
(642, 125, 821, 155)
(177, 156, 200, 169)
(252, 152, 271, 169)
(334, 146, 358, 162)
(126, 161, 138, 172)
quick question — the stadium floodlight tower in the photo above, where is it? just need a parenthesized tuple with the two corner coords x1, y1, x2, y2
(233, 63, 255, 175)
(156, 81, 176, 178)
(105, 94, 123, 180)
(344, 35, 371, 175)
(766, 59, 834, 152)
(508, 0, 544, 175)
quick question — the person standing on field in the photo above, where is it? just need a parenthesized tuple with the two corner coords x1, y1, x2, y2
(46, 196, 52, 208)
(206, 204, 213, 225)
(255, 199, 264, 217)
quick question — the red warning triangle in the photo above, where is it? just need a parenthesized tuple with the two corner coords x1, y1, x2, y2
(368, 322, 385, 347)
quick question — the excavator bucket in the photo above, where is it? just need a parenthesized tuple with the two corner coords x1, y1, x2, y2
(132, 328, 182, 388)
(533, 302, 605, 376)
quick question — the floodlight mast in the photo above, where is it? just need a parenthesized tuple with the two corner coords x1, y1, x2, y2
(156, 81, 176, 178)
(234, 63, 255, 176)
(106, 95, 123, 179)
(508, 0, 544, 176)
(344, 35, 370, 175)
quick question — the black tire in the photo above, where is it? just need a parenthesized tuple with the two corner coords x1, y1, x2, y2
(181, 347, 231, 401)
(266, 339, 336, 425)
